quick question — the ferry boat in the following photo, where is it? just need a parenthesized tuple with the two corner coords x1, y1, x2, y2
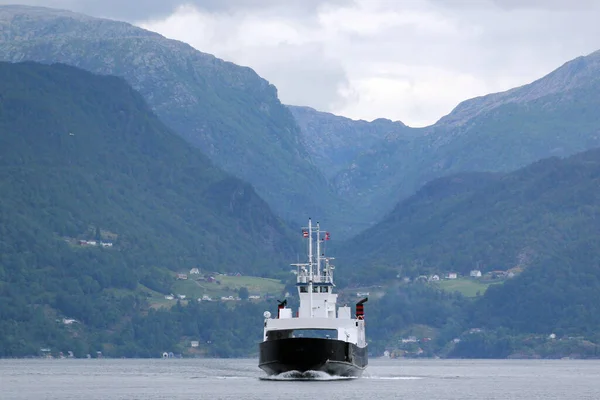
(258, 218, 368, 377)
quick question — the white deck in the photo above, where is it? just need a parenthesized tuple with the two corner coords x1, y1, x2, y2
(265, 317, 358, 331)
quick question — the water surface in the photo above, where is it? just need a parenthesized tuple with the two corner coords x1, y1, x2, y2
(2, 358, 599, 399)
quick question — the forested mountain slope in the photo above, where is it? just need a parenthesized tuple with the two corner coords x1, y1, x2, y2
(0, 61, 295, 356)
(339, 148, 600, 282)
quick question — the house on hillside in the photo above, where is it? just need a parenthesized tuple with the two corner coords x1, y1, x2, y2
(447, 272, 458, 279)
(470, 270, 482, 277)
(401, 336, 418, 343)
(177, 273, 188, 280)
(428, 275, 440, 281)
(100, 242, 113, 247)
(189, 268, 200, 275)
(78, 240, 98, 246)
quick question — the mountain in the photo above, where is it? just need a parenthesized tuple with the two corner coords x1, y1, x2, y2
(0, 5, 354, 232)
(291, 51, 600, 225)
(0, 61, 296, 355)
(287, 105, 411, 179)
(341, 147, 600, 358)
(338, 147, 600, 282)
(0, 60, 295, 273)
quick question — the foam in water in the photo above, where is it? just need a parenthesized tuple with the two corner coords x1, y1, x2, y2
(363, 376, 423, 380)
(259, 370, 358, 381)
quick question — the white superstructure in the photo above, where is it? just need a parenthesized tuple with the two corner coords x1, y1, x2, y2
(263, 218, 367, 347)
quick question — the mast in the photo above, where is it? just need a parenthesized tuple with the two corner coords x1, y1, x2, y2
(308, 218, 313, 318)
(316, 221, 321, 278)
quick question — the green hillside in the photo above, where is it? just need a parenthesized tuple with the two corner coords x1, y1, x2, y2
(335, 148, 600, 357)
(0, 61, 294, 356)
(340, 149, 600, 280)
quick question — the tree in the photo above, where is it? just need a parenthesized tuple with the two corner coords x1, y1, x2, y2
(238, 287, 249, 301)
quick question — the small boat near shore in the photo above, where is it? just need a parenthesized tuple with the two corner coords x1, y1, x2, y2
(258, 218, 368, 378)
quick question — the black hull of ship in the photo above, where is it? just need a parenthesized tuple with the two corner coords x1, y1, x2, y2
(259, 337, 368, 377)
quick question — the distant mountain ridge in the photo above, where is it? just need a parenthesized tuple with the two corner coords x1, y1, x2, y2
(0, 5, 355, 233)
(437, 51, 600, 127)
(291, 50, 600, 226)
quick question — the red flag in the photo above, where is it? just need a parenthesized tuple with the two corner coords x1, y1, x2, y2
(302, 230, 309, 238)
(325, 232, 330, 240)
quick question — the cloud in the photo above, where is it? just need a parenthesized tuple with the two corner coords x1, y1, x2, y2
(138, 0, 600, 126)
(4, 0, 600, 126)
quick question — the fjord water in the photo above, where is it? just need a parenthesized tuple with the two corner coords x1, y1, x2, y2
(2, 358, 599, 399)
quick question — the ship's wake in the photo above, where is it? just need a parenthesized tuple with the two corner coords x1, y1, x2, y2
(260, 370, 358, 381)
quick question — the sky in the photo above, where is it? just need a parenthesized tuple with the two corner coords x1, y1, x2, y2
(5, 0, 600, 127)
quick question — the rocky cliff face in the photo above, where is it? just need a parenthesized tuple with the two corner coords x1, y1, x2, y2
(288, 105, 410, 179)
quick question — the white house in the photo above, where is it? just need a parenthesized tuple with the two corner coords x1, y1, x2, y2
(447, 272, 458, 279)
(190, 341, 199, 348)
(189, 268, 200, 275)
(177, 273, 188, 280)
(401, 336, 418, 343)
(78, 240, 98, 246)
(470, 270, 482, 277)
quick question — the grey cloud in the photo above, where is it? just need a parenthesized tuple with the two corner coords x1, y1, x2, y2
(490, 0, 600, 9)
(0, 0, 354, 21)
